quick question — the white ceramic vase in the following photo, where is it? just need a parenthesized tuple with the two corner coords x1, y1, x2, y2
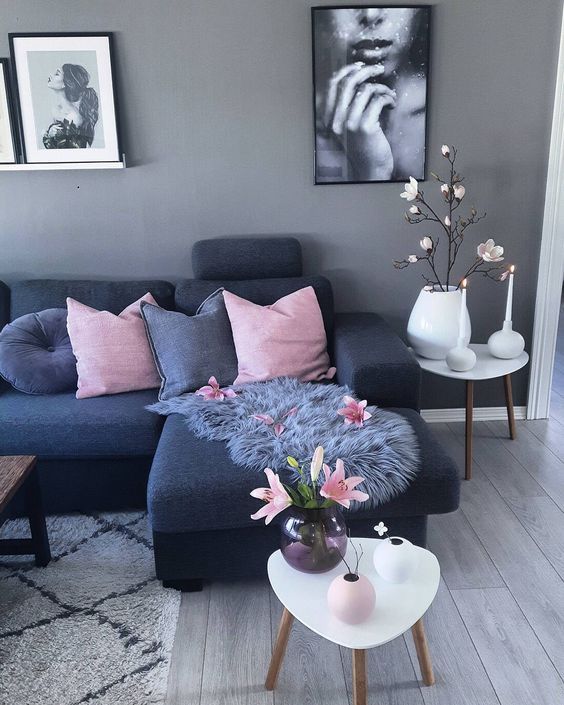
(487, 321, 525, 360)
(327, 573, 376, 624)
(407, 286, 471, 360)
(372, 537, 419, 584)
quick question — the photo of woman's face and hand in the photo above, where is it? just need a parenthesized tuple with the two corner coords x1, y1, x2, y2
(315, 7, 427, 183)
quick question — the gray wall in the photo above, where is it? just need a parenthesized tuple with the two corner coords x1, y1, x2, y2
(0, 0, 562, 408)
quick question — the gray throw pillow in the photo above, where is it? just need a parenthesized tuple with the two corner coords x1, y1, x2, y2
(0, 308, 78, 394)
(141, 289, 238, 400)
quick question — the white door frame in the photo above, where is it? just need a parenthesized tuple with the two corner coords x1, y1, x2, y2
(527, 9, 564, 420)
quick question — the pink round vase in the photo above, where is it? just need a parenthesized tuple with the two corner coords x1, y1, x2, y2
(327, 573, 376, 625)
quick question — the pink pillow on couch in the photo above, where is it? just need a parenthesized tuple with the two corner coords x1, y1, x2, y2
(223, 286, 335, 384)
(66, 293, 161, 399)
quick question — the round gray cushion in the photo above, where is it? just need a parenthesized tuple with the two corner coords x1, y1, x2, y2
(0, 308, 78, 394)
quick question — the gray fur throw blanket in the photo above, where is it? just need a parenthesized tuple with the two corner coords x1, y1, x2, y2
(148, 377, 419, 508)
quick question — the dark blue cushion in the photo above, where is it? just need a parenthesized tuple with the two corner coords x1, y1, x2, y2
(141, 289, 238, 399)
(175, 276, 334, 337)
(148, 409, 459, 534)
(9, 280, 175, 319)
(0, 387, 162, 457)
(0, 308, 78, 394)
(192, 237, 302, 280)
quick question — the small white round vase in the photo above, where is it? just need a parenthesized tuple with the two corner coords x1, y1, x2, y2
(446, 341, 477, 372)
(487, 321, 525, 360)
(373, 537, 420, 584)
(407, 286, 471, 360)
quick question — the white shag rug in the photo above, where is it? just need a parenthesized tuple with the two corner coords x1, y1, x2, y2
(0, 512, 180, 705)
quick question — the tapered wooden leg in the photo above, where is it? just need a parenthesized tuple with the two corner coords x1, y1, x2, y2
(265, 608, 294, 690)
(352, 649, 367, 705)
(465, 380, 474, 480)
(412, 618, 435, 686)
(504, 374, 516, 440)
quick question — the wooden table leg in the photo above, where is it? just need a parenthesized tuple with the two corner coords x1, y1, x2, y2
(465, 380, 474, 480)
(265, 607, 294, 690)
(25, 466, 51, 567)
(412, 618, 435, 686)
(352, 649, 367, 705)
(504, 374, 516, 440)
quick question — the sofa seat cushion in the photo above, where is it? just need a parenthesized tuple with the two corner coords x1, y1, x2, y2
(0, 388, 162, 458)
(148, 409, 460, 534)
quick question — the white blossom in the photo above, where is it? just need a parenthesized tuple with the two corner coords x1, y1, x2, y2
(374, 522, 389, 537)
(400, 177, 419, 202)
(441, 144, 450, 157)
(477, 238, 504, 262)
(453, 184, 466, 200)
(420, 236, 433, 251)
(408, 254, 418, 263)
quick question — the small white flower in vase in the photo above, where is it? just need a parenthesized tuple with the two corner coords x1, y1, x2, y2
(372, 522, 419, 583)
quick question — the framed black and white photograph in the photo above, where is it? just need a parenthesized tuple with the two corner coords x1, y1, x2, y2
(312, 6, 431, 184)
(9, 33, 121, 164)
(0, 58, 17, 163)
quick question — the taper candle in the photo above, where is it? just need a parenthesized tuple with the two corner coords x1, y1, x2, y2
(505, 265, 515, 321)
(459, 278, 467, 339)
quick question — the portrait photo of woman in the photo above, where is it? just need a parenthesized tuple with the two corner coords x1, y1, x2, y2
(312, 6, 430, 184)
(44, 63, 99, 149)
(9, 33, 121, 164)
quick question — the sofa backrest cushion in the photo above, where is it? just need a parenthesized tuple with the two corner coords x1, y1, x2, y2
(192, 237, 302, 280)
(174, 275, 334, 337)
(9, 280, 175, 320)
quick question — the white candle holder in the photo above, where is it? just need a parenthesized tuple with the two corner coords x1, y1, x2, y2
(446, 337, 477, 371)
(488, 320, 525, 359)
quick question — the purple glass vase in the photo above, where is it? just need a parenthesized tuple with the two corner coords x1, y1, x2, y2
(280, 506, 347, 573)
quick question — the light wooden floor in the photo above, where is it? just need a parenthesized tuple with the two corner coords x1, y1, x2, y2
(164, 413, 564, 705)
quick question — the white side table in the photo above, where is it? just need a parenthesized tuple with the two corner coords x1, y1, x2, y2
(416, 343, 529, 480)
(266, 538, 440, 705)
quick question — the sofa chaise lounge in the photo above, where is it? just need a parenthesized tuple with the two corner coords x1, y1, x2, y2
(0, 237, 459, 589)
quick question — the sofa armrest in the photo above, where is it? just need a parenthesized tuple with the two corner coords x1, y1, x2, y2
(333, 312, 421, 411)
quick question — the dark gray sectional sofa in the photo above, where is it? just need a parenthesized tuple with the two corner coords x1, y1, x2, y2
(0, 238, 460, 590)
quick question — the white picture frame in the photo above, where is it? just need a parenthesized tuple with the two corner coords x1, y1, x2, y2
(9, 33, 121, 164)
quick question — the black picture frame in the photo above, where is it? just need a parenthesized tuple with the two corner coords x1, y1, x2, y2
(0, 58, 19, 163)
(9, 32, 122, 164)
(311, 5, 431, 185)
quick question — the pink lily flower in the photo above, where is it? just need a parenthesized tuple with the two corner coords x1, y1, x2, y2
(195, 376, 237, 401)
(320, 459, 369, 509)
(251, 414, 275, 425)
(251, 407, 298, 437)
(337, 396, 372, 428)
(250, 468, 292, 524)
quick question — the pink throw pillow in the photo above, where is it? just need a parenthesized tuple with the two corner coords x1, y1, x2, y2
(223, 286, 335, 384)
(66, 293, 161, 399)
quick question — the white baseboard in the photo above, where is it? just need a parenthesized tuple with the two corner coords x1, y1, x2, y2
(421, 406, 527, 423)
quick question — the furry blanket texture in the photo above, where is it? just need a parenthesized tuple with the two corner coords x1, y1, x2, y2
(149, 377, 420, 508)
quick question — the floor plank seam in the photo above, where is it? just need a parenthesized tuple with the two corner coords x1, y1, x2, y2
(448, 584, 504, 705)
(488, 582, 564, 692)
(489, 420, 564, 490)
(196, 588, 212, 705)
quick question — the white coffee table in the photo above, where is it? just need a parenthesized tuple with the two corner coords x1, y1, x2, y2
(266, 537, 440, 705)
(416, 343, 529, 480)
